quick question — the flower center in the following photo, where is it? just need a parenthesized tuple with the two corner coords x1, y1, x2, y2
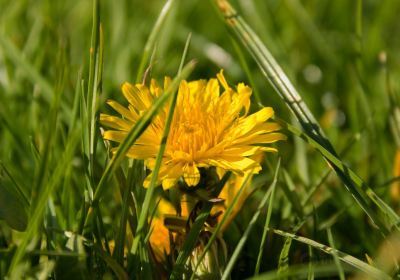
(183, 121, 201, 134)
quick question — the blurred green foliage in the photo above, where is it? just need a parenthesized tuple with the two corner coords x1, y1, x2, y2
(1, 0, 400, 279)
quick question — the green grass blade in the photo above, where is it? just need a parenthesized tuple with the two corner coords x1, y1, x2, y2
(212, 0, 398, 235)
(277, 235, 292, 277)
(279, 119, 400, 231)
(254, 164, 278, 275)
(0, 163, 29, 209)
(7, 130, 80, 277)
(131, 60, 194, 256)
(87, 0, 103, 188)
(230, 38, 262, 106)
(189, 173, 252, 279)
(221, 158, 281, 280)
(248, 262, 355, 280)
(308, 246, 314, 280)
(0, 33, 70, 117)
(0, 33, 53, 104)
(327, 228, 345, 280)
(113, 176, 134, 265)
(269, 228, 391, 280)
(178, 32, 192, 75)
(136, 0, 177, 83)
(169, 172, 231, 280)
(83, 61, 196, 233)
(94, 244, 129, 280)
(281, 169, 304, 218)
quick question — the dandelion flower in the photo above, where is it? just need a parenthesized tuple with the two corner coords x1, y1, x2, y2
(100, 70, 285, 189)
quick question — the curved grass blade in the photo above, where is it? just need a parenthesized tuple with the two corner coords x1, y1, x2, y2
(248, 262, 355, 280)
(212, 0, 398, 235)
(279, 119, 400, 231)
(221, 159, 281, 280)
(269, 228, 391, 280)
(136, 0, 177, 83)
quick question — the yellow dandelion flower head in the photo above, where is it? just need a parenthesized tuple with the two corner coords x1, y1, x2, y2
(100, 70, 286, 189)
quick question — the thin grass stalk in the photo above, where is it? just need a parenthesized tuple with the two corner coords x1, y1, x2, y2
(279, 119, 400, 230)
(113, 173, 134, 264)
(170, 172, 231, 280)
(82, 61, 196, 236)
(135, 0, 176, 83)
(213, 0, 397, 234)
(327, 228, 345, 280)
(308, 246, 314, 280)
(0, 34, 54, 109)
(255, 165, 278, 274)
(189, 173, 252, 279)
(87, 0, 102, 189)
(7, 130, 80, 276)
(86, 0, 100, 122)
(178, 33, 192, 75)
(249, 263, 355, 280)
(269, 228, 391, 280)
(130, 59, 195, 255)
(221, 159, 281, 280)
(230, 38, 262, 106)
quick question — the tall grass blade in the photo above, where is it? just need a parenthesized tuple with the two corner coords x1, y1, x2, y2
(279, 119, 400, 231)
(213, 0, 398, 234)
(327, 228, 345, 280)
(170, 172, 231, 279)
(136, 0, 177, 83)
(83, 61, 196, 233)
(221, 158, 281, 280)
(131, 57, 194, 255)
(7, 130, 80, 276)
(189, 173, 252, 279)
(248, 262, 355, 280)
(254, 163, 278, 275)
(269, 228, 391, 280)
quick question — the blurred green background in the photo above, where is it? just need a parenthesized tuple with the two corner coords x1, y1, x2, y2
(1, 0, 400, 278)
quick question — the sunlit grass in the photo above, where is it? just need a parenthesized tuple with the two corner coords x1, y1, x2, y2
(1, 0, 400, 279)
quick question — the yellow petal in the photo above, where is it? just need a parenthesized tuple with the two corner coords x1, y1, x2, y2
(100, 114, 132, 130)
(149, 217, 170, 262)
(236, 83, 251, 114)
(217, 69, 229, 90)
(121, 82, 148, 111)
(233, 132, 287, 146)
(157, 198, 177, 216)
(209, 157, 260, 175)
(106, 99, 137, 122)
(205, 78, 220, 105)
(126, 145, 158, 159)
(103, 130, 127, 143)
(183, 163, 200, 186)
